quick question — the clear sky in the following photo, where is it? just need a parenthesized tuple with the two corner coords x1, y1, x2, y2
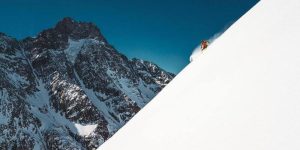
(0, 0, 258, 73)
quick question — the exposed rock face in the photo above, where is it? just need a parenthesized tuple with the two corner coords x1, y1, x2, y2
(0, 18, 174, 149)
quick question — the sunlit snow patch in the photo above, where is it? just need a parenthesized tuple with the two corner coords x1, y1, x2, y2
(64, 39, 101, 64)
(74, 123, 98, 136)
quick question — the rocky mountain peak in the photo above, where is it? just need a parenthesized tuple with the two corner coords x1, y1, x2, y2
(0, 33, 20, 54)
(28, 17, 106, 51)
(54, 17, 106, 41)
(0, 18, 175, 149)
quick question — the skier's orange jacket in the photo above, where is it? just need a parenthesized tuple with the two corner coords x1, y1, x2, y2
(201, 40, 209, 50)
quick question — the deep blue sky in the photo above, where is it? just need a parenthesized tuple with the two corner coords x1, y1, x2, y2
(0, 0, 258, 73)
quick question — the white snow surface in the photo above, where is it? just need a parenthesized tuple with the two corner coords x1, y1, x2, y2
(99, 1, 300, 150)
(74, 123, 98, 137)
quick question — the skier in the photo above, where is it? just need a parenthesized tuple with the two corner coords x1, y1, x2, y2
(200, 40, 209, 50)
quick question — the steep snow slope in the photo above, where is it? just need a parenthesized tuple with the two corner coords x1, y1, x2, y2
(99, 1, 300, 150)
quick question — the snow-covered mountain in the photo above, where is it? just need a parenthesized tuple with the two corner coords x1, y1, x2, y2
(0, 17, 174, 149)
(100, 1, 300, 150)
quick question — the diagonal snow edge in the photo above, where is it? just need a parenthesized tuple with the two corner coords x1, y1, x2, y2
(99, 1, 300, 150)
